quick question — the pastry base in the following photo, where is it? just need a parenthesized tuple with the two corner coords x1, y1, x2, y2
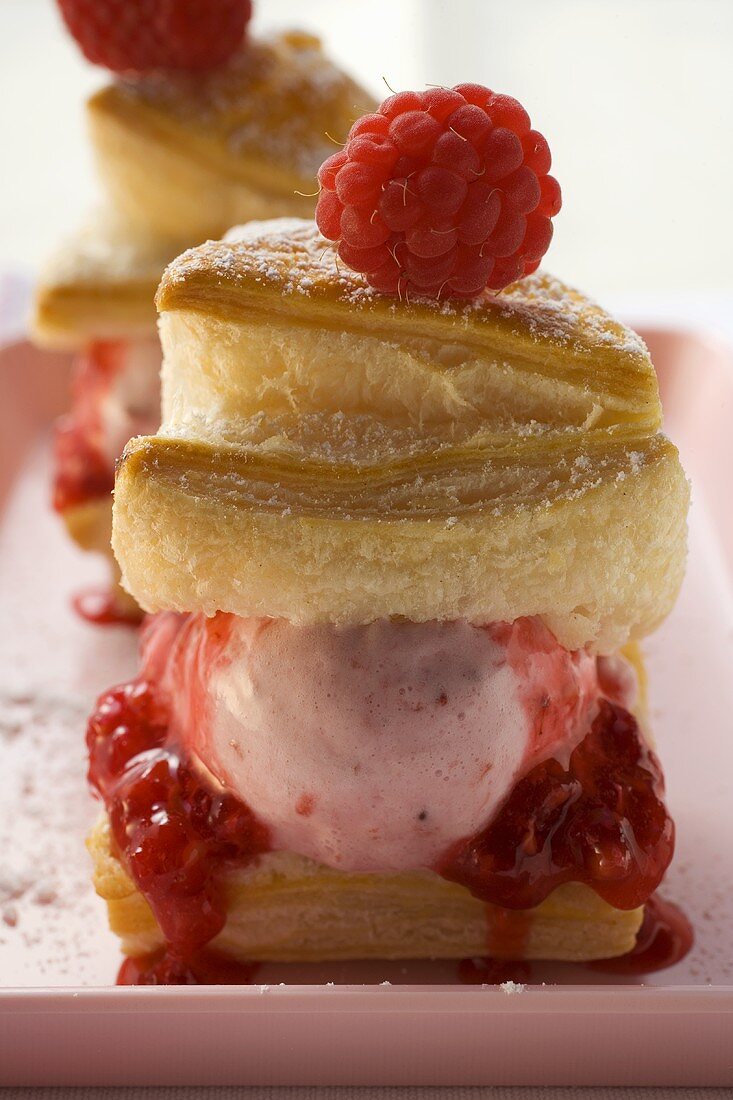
(88, 817, 643, 964)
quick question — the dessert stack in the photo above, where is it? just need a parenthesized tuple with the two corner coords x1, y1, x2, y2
(31, 1, 374, 618)
(84, 83, 690, 982)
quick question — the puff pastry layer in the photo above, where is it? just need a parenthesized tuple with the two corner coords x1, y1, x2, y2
(113, 219, 689, 652)
(88, 817, 642, 963)
(88, 31, 375, 241)
(31, 209, 185, 350)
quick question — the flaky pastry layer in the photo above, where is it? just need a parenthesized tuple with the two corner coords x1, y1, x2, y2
(31, 209, 185, 349)
(158, 219, 662, 431)
(88, 817, 642, 963)
(113, 220, 689, 650)
(114, 428, 686, 652)
(87, 32, 375, 240)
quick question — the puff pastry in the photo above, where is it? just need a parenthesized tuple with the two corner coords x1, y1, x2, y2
(32, 208, 186, 350)
(87, 31, 376, 241)
(34, 36, 374, 352)
(88, 817, 641, 963)
(113, 218, 688, 654)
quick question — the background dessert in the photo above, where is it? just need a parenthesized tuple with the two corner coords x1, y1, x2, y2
(30, 6, 374, 620)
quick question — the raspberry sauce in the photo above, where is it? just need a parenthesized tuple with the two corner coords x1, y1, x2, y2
(590, 894, 693, 975)
(117, 949, 260, 986)
(86, 678, 271, 980)
(488, 906, 532, 958)
(53, 416, 114, 512)
(458, 957, 532, 985)
(458, 893, 692, 984)
(436, 700, 673, 912)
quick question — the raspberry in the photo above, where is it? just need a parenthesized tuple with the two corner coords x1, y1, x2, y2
(56, 0, 252, 73)
(315, 84, 561, 299)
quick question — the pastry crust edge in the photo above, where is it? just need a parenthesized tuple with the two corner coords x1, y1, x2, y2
(87, 816, 643, 963)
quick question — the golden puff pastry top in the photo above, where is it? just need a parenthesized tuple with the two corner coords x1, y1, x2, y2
(94, 30, 368, 181)
(113, 219, 688, 650)
(157, 218, 661, 440)
(87, 33, 376, 239)
(31, 208, 187, 349)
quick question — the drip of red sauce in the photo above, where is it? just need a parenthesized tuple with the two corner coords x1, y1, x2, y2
(458, 901, 533, 985)
(118, 948, 260, 986)
(590, 894, 693, 975)
(436, 700, 673, 912)
(87, 679, 271, 967)
(460, 893, 692, 984)
(488, 905, 533, 957)
(72, 587, 144, 627)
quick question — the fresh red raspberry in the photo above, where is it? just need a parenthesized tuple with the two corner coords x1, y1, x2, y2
(56, 0, 252, 73)
(316, 84, 561, 299)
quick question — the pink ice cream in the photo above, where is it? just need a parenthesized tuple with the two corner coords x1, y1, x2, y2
(97, 338, 161, 463)
(67, 337, 161, 473)
(143, 614, 637, 873)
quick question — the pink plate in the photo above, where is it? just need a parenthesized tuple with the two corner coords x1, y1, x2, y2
(0, 327, 732, 1086)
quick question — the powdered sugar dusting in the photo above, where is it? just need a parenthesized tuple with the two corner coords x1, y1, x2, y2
(0, 443, 137, 985)
(500, 980, 526, 994)
(163, 218, 648, 362)
(38, 207, 185, 291)
(111, 31, 375, 179)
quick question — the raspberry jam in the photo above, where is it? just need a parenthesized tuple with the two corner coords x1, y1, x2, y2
(117, 949, 260, 986)
(53, 415, 114, 513)
(459, 893, 692, 983)
(458, 957, 532, 986)
(437, 700, 673, 911)
(86, 679, 271, 980)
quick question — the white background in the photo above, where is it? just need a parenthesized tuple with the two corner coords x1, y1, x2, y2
(1, 0, 732, 300)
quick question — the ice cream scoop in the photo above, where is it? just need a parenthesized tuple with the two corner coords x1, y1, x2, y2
(141, 613, 634, 873)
